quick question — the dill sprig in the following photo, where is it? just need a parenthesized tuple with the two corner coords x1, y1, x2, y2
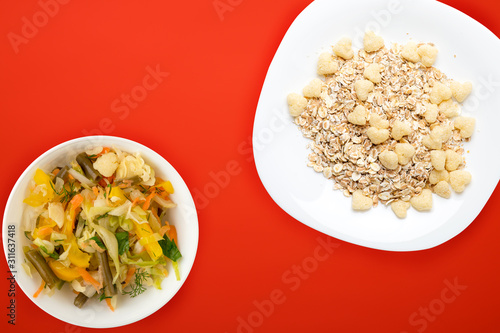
(122, 270, 150, 298)
(50, 181, 78, 203)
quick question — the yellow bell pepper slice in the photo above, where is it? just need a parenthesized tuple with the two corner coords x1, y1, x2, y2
(133, 220, 163, 261)
(23, 169, 55, 207)
(48, 260, 81, 282)
(109, 187, 127, 205)
(158, 181, 174, 194)
(64, 237, 91, 268)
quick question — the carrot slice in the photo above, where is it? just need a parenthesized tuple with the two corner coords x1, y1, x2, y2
(76, 267, 102, 292)
(122, 267, 136, 288)
(37, 226, 53, 237)
(158, 225, 170, 237)
(33, 280, 46, 298)
(169, 226, 178, 245)
(142, 192, 156, 210)
(70, 194, 84, 210)
(105, 298, 115, 312)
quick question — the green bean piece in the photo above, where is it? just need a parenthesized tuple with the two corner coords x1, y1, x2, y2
(96, 246, 116, 296)
(74, 292, 89, 308)
(76, 153, 99, 180)
(25, 249, 61, 289)
(53, 165, 69, 182)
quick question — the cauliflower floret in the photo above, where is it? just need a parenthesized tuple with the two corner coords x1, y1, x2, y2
(352, 190, 373, 211)
(423, 103, 438, 123)
(85, 146, 104, 156)
(429, 169, 449, 185)
(430, 82, 452, 105)
(449, 170, 472, 193)
(363, 63, 383, 84)
(93, 152, 119, 177)
(363, 31, 384, 52)
(369, 113, 389, 129)
(449, 80, 472, 103)
(395, 143, 415, 165)
(333, 37, 354, 60)
(430, 150, 446, 171)
(391, 200, 410, 219)
(410, 189, 433, 211)
(454, 116, 475, 138)
(417, 44, 438, 67)
(391, 120, 411, 140)
(115, 153, 155, 185)
(317, 52, 339, 75)
(401, 41, 420, 63)
(379, 150, 399, 170)
(366, 127, 390, 144)
(287, 93, 307, 117)
(434, 180, 451, 199)
(439, 99, 460, 118)
(354, 79, 374, 101)
(347, 105, 367, 125)
(445, 150, 462, 171)
(302, 78, 323, 98)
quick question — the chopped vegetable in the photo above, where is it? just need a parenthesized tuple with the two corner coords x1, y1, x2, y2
(22, 147, 182, 310)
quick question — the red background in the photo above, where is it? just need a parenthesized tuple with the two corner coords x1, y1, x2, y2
(1, 0, 500, 332)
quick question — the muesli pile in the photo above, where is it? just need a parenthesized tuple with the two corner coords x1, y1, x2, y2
(287, 31, 475, 218)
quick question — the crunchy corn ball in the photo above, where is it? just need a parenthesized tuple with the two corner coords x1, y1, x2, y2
(366, 127, 390, 144)
(391, 200, 411, 219)
(347, 105, 367, 125)
(434, 181, 451, 199)
(354, 79, 374, 101)
(287, 93, 307, 117)
(454, 116, 475, 138)
(430, 124, 452, 143)
(379, 150, 399, 170)
(363, 31, 384, 53)
(450, 80, 472, 103)
(429, 169, 449, 185)
(410, 189, 433, 211)
(395, 143, 415, 165)
(303, 78, 323, 98)
(401, 41, 420, 63)
(363, 63, 383, 84)
(417, 44, 438, 67)
(430, 82, 452, 105)
(317, 52, 339, 75)
(424, 103, 438, 123)
(449, 170, 471, 193)
(439, 99, 460, 118)
(430, 150, 446, 171)
(333, 37, 354, 60)
(422, 135, 442, 150)
(445, 150, 462, 171)
(352, 190, 373, 211)
(391, 120, 411, 140)
(369, 113, 389, 129)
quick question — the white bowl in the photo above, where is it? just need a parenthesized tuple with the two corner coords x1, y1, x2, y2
(2, 136, 199, 328)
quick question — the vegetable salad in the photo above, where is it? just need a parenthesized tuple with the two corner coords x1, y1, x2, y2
(22, 146, 181, 311)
